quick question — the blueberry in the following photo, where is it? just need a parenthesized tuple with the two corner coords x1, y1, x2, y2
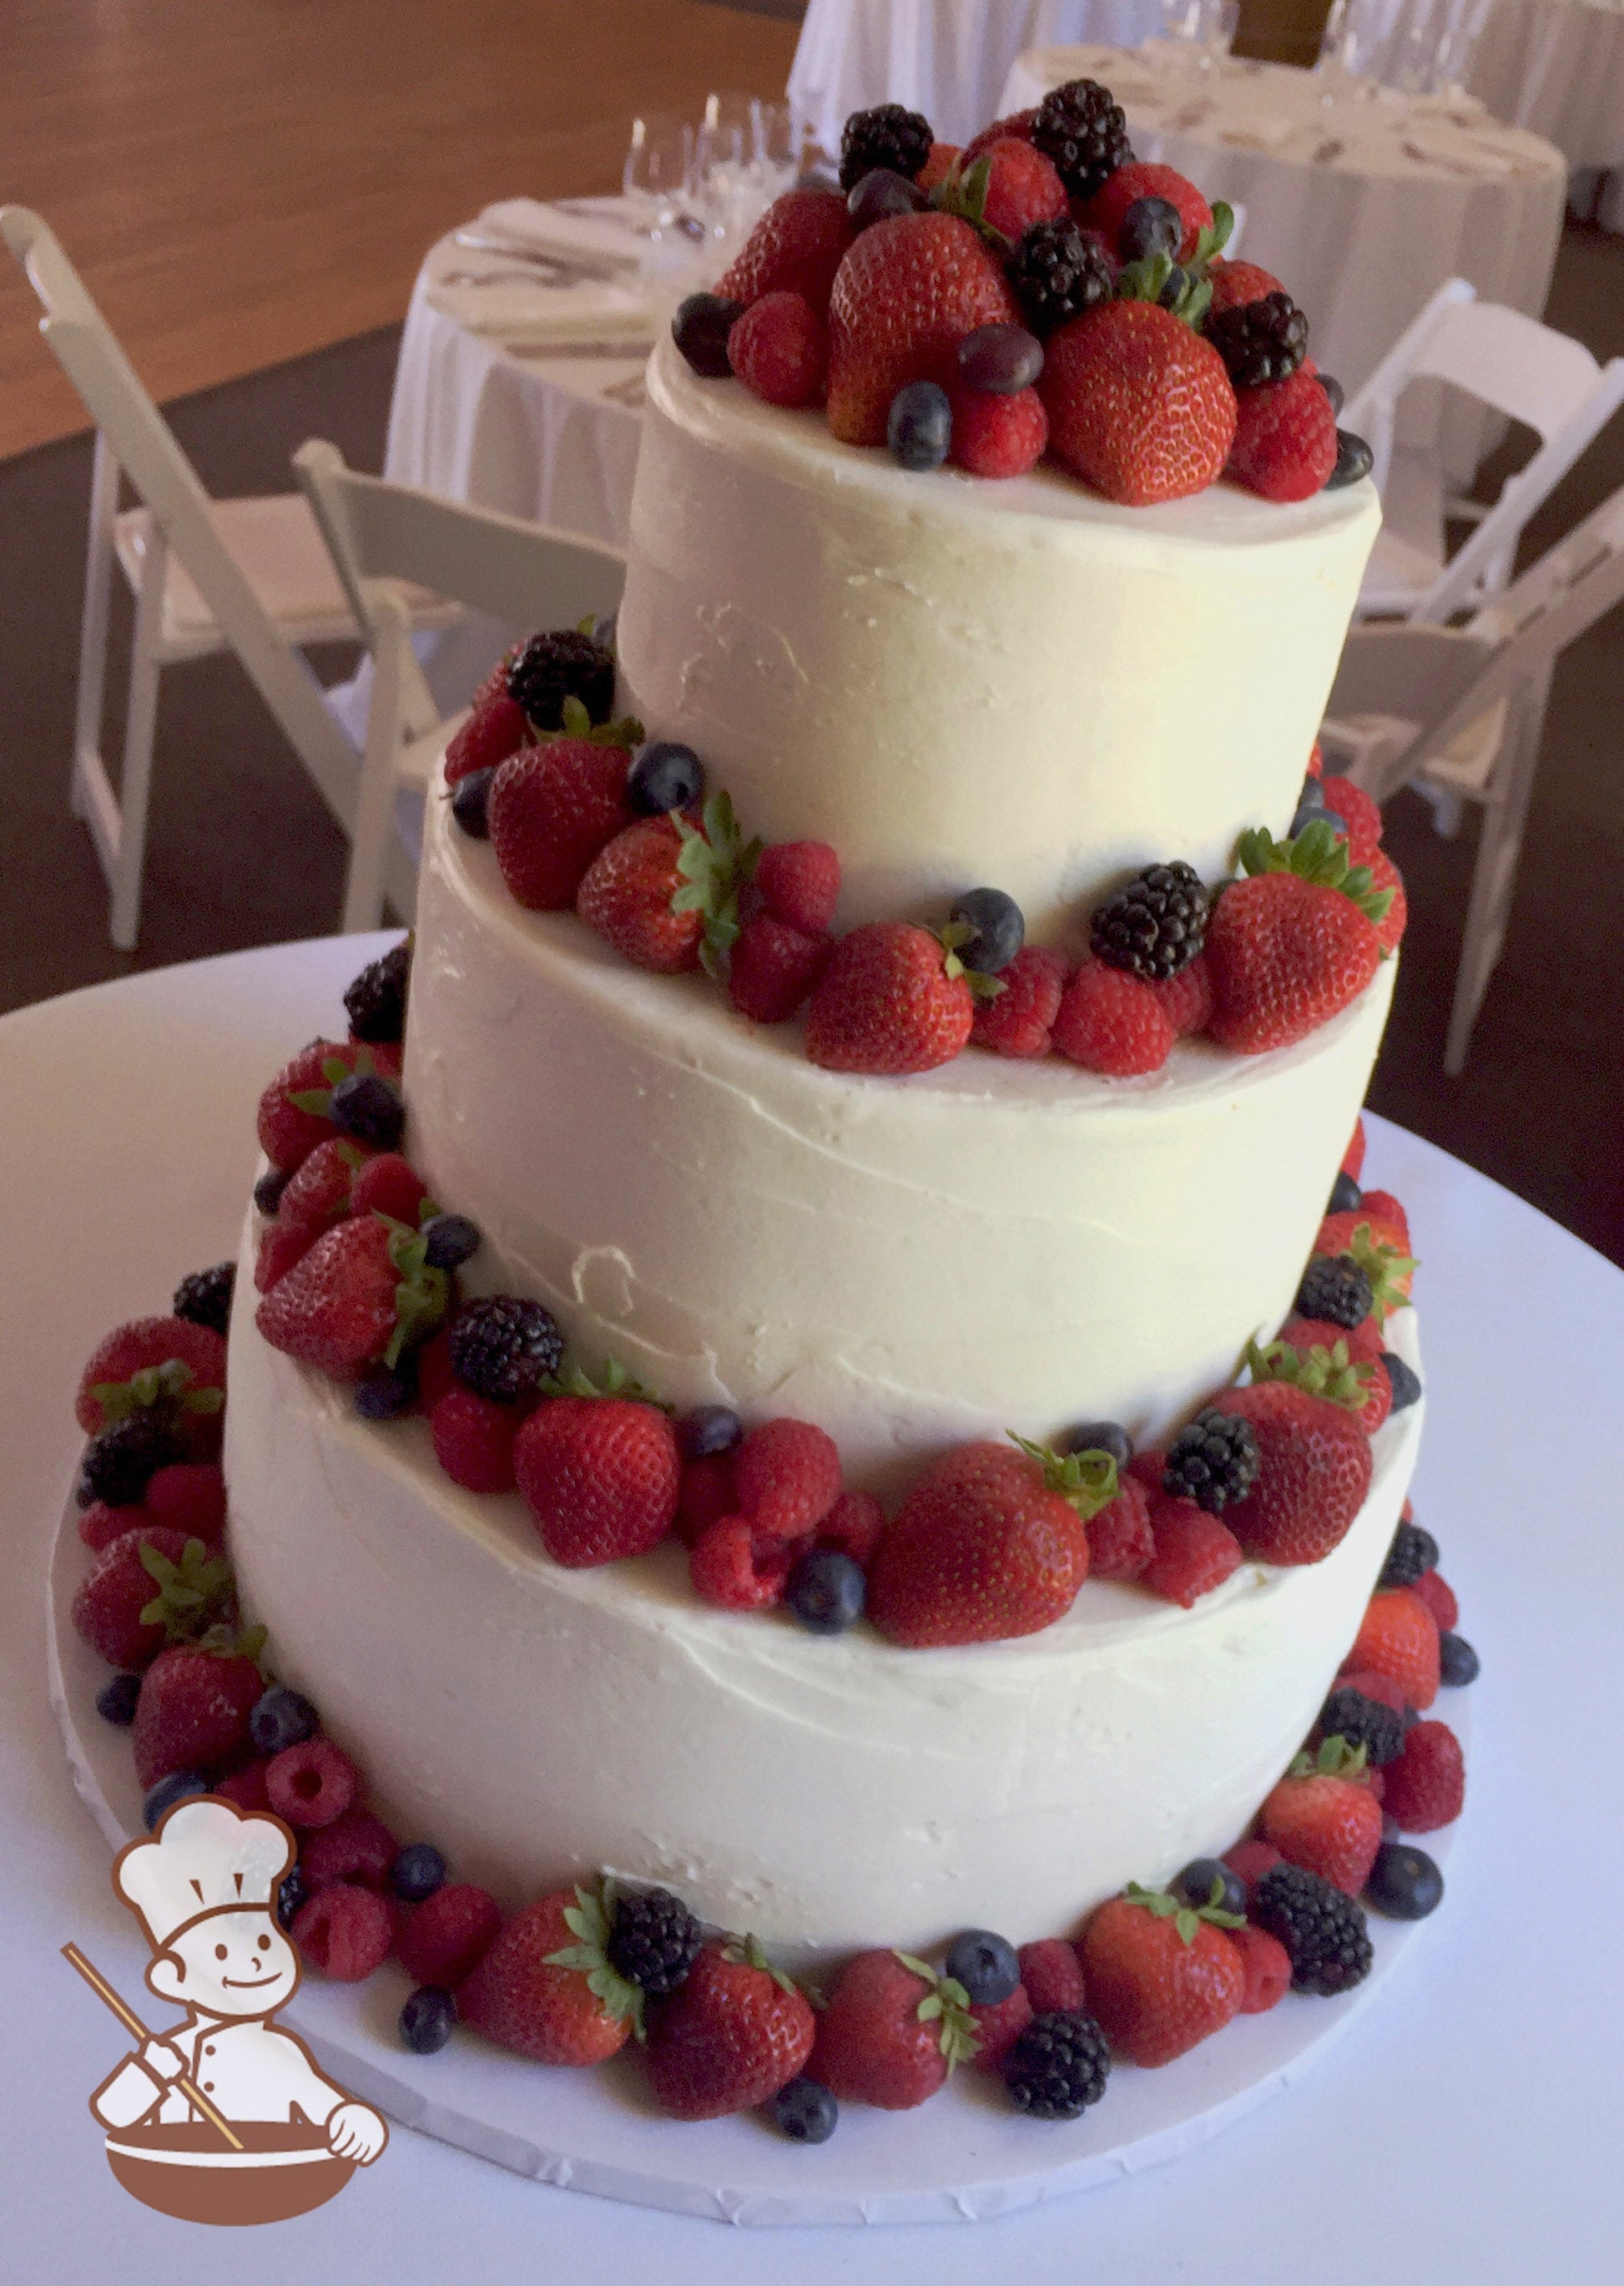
(96, 1673, 142, 1727)
(391, 1842, 448, 1904)
(1174, 1857, 1245, 1918)
(144, 1770, 208, 1830)
(1319, 371, 1345, 416)
(451, 765, 496, 839)
(277, 1866, 308, 1931)
(887, 381, 952, 471)
(1291, 796, 1333, 839)
(945, 1928, 1020, 2005)
(672, 292, 744, 378)
(1440, 1631, 1480, 1687)
(677, 1405, 743, 1461)
(1066, 1420, 1132, 1469)
(628, 740, 705, 816)
(1329, 1169, 1363, 1214)
(1118, 195, 1182, 264)
(1383, 1352, 1423, 1413)
(250, 1685, 320, 1756)
(955, 322, 1043, 396)
(950, 886, 1025, 974)
(1157, 264, 1188, 311)
(1327, 429, 1374, 489)
(400, 1985, 458, 2054)
(356, 1364, 416, 1420)
(327, 1072, 405, 1151)
(1365, 1839, 1444, 1920)
(254, 1165, 291, 1215)
(421, 1214, 482, 1271)
(846, 167, 929, 230)
(785, 1548, 866, 1636)
(773, 2075, 838, 2142)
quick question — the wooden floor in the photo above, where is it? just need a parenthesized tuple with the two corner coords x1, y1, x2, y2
(0, 0, 800, 460)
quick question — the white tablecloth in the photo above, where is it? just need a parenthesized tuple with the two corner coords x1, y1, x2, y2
(1003, 43, 1568, 481)
(788, 0, 1168, 154)
(1352, 0, 1624, 170)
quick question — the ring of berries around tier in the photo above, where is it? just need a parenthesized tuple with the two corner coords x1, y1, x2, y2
(172, 1263, 235, 1338)
(1030, 79, 1132, 200)
(1002, 2009, 1112, 2118)
(1090, 862, 1208, 982)
(1162, 1407, 1260, 1513)
(78, 1416, 184, 1508)
(1006, 218, 1114, 335)
(839, 103, 934, 192)
(1379, 1516, 1440, 1589)
(606, 1887, 704, 1997)
(1206, 292, 1309, 388)
(506, 629, 616, 732)
(446, 1298, 564, 1405)
(1294, 1252, 1374, 1330)
(1319, 1686, 1407, 1767)
(1248, 1863, 1374, 1995)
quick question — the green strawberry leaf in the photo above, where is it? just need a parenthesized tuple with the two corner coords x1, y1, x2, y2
(723, 1930, 807, 2002)
(1290, 1734, 1369, 1781)
(1235, 822, 1395, 926)
(1187, 200, 1235, 273)
(1124, 1879, 1244, 1941)
(538, 1353, 670, 1408)
(539, 695, 644, 749)
(542, 1879, 648, 2038)
(1114, 250, 1213, 331)
(381, 1216, 451, 1370)
(893, 1951, 981, 2068)
(932, 920, 1006, 1002)
(137, 1536, 235, 1643)
(1244, 1335, 1373, 1412)
(672, 790, 762, 981)
(931, 153, 1009, 252)
(1340, 1222, 1417, 1320)
(1006, 1434, 1119, 1521)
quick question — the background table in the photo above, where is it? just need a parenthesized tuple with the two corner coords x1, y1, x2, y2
(2, 937, 1621, 2280)
(1004, 42, 1568, 482)
(1356, 0, 1624, 172)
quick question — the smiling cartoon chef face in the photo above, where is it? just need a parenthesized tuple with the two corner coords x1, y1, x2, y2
(113, 1797, 302, 2019)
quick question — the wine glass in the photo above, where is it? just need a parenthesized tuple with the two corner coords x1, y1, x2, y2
(623, 114, 694, 226)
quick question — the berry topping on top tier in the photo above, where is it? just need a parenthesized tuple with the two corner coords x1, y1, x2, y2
(1090, 861, 1208, 981)
(827, 211, 1018, 447)
(840, 103, 936, 191)
(1006, 218, 1114, 335)
(1030, 78, 1132, 201)
(716, 187, 854, 318)
(1207, 291, 1309, 388)
(506, 628, 616, 731)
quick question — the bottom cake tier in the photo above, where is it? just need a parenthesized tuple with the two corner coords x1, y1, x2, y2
(224, 1258, 1423, 1964)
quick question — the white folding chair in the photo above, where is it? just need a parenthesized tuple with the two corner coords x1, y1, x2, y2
(0, 205, 462, 948)
(1344, 275, 1624, 623)
(1319, 482, 1624, 1072)
(292, 442, 627, 929)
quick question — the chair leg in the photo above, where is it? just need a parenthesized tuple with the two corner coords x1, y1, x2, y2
(108, 534, 169, 951)
(73, 431, 119, 825)
(1442, 686, 1546, 1078)
(340, 616, 405, 933)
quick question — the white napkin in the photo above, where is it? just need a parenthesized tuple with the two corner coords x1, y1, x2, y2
(477, 196, 650, 268)
(1400, 125, 1525, 179)
(426, 272, 656, 345)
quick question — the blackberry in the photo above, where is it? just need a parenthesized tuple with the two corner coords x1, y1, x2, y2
(1294, 1252, 1373, 1330)
(506, 628, 616, 731)
(77, 1416, 182, 1509)
(1090, 861, 1208, 982)
(447, 1297, 563, 1405)
(1003, 2010, 1112, 2119)
(1378, 1517, 1440, 1591)
(1319, 1684, 1406, 1767)
(1006, 218, 1114, 336)
(838, 102, 933, 193)
(277, 1865, 308, 1931)
(1384, 1351, 1423, 1413)
(343, 939, 412, 1044)
(1031, 78, 1132, 202)
(1206, 291, 1309, 388)
(607, 1887, 702, 1996)
(1163, 1407, 1258, 1513)
(1250, 1863, 1373, 1995)
(173, 1261, 235, 1337)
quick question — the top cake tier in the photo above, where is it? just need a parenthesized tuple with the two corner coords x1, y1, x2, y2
(616, 337, 1380, 936)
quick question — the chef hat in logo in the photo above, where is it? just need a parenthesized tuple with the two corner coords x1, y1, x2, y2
(114, 1798, 294, 1950)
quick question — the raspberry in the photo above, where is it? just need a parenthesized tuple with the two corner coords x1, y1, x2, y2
(673, 1453, 738, 1547)
(1382, 1719, 1465, 1833)
(292, 1884, 396, 1981)
(1084, 1478, 1153, 1580)
(1226, 366, 1339, 503)
(1228, 1924, 1291, 2013)
(431, 1388, 521, 1495)
(351, 1153, 430, 1224)
(1412, 1569, 1459, 1632)
(396, 1882, 502, 1987)
(969, 1983, 1034, 2073)
(727, 290, 829, 408)
(1140, 1496, 1242, 1607)
(1052, 958, 1176, 1076)
(728, 917, 831, 1023)
(300, 1806, 399, 1893)
(948, 382, 1047, 477)
(689, 1515, 794, 1609)
(754, 840, 841, 933)
(817, 1488, 885, 1565)
(1150, 948, 1213, 1036)
(1336, 1665, 1410, 1718)
(140, 1463, 227, 1542)
(78, 1499, 144, 1553)
(734, 1417, 842, 1541)
(1223, 1839, 1282, 1899)
(971, 944, 1065, 1057)
(976, 138, 1067, 239)
(1017, 1937, 1085, 2016)
(416, 1327, 457, 1413)
(265, 1736, 360, 1829)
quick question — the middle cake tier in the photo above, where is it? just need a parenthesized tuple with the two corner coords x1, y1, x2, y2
(406, 782, 1393, 1483)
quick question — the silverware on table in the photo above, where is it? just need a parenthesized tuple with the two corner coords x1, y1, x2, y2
(551, 198, 708, 243)
(453, 227, 641, 278)
(501, 339, 655, 361)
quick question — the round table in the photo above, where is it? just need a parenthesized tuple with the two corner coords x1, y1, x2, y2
(1002, 43, 1567, 482)
(1353, 0, 1624, 171)
(2, 940, 1620, 2278)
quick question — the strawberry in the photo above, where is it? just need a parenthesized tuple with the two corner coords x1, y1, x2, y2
(971, 943, 1065, 1057)
(734, 1416, 841, 1541)
(1206, 256, 1286, 317)
(1314, 1213, 1416, 1318)
(431, 1388, 520, 1494)
(1307, 739, 1325, 781)
(1052, 956, 1176, 1075)
(1260, 1736, 1384, 1895)
(817, 1487, 885, 1565)
(825, 211, 1019, 447)
(1041, 300, 1237, 506)
(689, 1515, 795, 1609)
(948, 381, 1048, 477)
(1223, 1838, 1284, 1899)
(255, 1219, 315, 1294)
(968, 1983, 1034, 2074)
(396, 1882, 502, 1987)
(577, 815, 699, 972)
(1077, 161, 1213, 262)
(1080, 1883, 1244, 2066)
(255, 1039, 401, 1173)
(1227, 1924, 1291, 2013)
(291, 1885, 396, 1981)
(1357, 1188, 1411, 1249)
(1356, 1356, 1395, 1435)
(1017, 1937, 1086, 2016)
(487, 725, 637, 911)
(276, 1137, 371, 1231)
(78, 1498, 145, 1553)
(1347, 1587, 1440, 1710)
(1413, 1567, 1458, 1632)
(1319, 774, 1384, 862)
(727, 290, 828, 408)
(443, 649, 529, 785)
(918, 141, 962, 193)
(643, 1935, 815, 2118)
(867, 1438, 1111, 1646)
(1342, 1118, 1367, 1180)
(727, 916, 830, 1022)
(71, 1527, 224, 1670)
(811, 1948, 979, 2107)
(1140, 1492, 1242, 1607)
(1368, 850, 1407, 952)
(132, 1635, 265, 1788)
(255, 1216, 447, 1380)
(717, 187, 855, 320)
(76, 1317, 227, 1451)
(350, 1152, 430, 1225)
(1212, 1340, 1374, 1565)
(973, 139, 1068, 239)
(804, 921, 976, 1074)
(753, 839, 841, 932)
(1085, 1476, 1154, 1581)
(1205, 821, 1389, 1053)
(962, 109, 1038, 163)
(1226, 366, 1339, 502)
(673, 1451, 737, 1547)
(513, 1395, 680, 1566)
(458, 1885, 634, 2065)
(1382, 1718, 1465, 1832)
(1150, 947, 1213, 1037)
(1279, 1311, 1384, 1365)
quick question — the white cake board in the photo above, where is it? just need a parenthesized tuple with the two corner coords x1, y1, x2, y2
(48, 1492, 1465, 2229)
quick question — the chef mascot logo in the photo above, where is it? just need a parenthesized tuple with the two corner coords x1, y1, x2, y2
(69, 1794, 387, 2224)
